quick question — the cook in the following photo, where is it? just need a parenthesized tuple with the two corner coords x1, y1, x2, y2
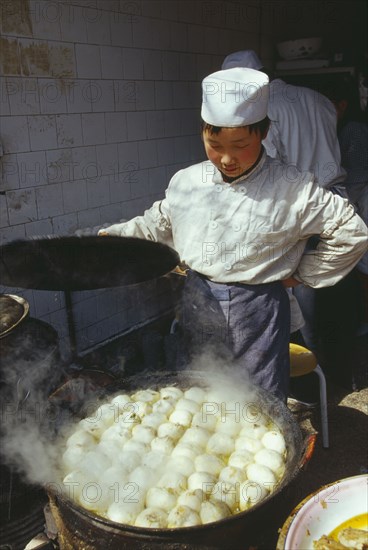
(99, 67, 368, 402)
(221, 50, 352, 404)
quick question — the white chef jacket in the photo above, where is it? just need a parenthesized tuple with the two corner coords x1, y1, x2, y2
(103, 153, 368, 288)
(264, 79, 346, 188)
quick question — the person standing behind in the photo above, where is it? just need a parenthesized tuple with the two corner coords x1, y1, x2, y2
(325, 78, 368, 222)
(322, 79, 368, 388)
(221, 50, 346, 191)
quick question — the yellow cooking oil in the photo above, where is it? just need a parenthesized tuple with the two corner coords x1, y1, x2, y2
(329, 513, 368, 541)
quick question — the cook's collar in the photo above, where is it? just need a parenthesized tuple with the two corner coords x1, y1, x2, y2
(212, 149, 267, 186)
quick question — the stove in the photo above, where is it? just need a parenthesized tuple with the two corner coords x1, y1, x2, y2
(23, 504, 58, 550)
(0, 501, 51, 550)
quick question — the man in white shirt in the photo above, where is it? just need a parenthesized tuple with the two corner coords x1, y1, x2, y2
(100, 68, 367, 402)
(222, 51, 361, 397)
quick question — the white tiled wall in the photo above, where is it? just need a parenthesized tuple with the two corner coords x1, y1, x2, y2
(0, 0, 265, 360)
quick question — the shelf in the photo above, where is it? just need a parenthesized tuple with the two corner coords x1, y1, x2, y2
(275, 66, 355, 77)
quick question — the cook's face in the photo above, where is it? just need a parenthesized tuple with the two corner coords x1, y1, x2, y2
(203, 126, 263, 179)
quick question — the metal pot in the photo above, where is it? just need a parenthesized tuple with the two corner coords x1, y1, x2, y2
(0, 297, 62, 541)
(47, 370, 315, 550)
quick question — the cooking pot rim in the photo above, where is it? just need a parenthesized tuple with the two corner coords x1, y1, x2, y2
(49, 369, 308, 534)
(0, 293, 30, 338)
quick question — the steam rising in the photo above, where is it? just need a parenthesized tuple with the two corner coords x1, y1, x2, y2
(185, 350, 257, 402)
(0, 338, 262, 496)
(0, 336, 66, 486)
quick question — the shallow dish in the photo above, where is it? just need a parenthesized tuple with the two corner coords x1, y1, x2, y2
(277, 474, 368, 549)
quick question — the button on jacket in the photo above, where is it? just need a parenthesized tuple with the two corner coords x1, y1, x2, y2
(103, 153, 368, 288)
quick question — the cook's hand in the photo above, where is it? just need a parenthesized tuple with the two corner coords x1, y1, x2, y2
(282, 277, 301, 288)
(97, 221, 127, 236)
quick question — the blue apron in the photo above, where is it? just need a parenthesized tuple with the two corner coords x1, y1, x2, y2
(177, 270, 290, 402)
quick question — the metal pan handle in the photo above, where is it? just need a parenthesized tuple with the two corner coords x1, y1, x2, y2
(298, 433, 317, 471)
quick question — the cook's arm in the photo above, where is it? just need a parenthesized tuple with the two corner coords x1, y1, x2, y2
(98, 198, 174, 248)
(293, 183, 368, 288)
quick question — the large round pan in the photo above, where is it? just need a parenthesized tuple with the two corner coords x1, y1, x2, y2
(48, 370, 316, 550)
(0, 236, 180, 291)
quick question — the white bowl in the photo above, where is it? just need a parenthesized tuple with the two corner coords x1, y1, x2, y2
(277, 37, 322, 60)
(277, 474, 368, 549)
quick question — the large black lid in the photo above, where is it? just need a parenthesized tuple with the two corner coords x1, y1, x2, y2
(0, 236, 180, 291)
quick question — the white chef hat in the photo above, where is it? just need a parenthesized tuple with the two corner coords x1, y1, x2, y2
(221, 50, 264, 71)
(201, 68, 269, 127)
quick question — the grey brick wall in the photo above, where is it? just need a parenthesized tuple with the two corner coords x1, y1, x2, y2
(0, 0, 266, 359)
